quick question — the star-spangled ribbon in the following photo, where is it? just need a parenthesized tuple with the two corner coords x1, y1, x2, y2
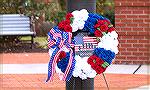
(46, 26, 75, 82)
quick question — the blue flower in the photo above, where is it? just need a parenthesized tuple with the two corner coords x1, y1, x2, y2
(57, 52, 70, 73)
(89, 13, 105, 20)
(93, 48, 115, 64)
(83, 21, 95, 34)
(87, 17, 97, 25)
(93, 48, 105, 56)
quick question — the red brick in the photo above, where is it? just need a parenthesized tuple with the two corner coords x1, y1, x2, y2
(121, 52, 132, 55)
(139, 15, 149, 18)
(127, 56, 138, 60)
(115, 2, 121, 6)
(132, 2, 145, 6)
(133, 19, 144, 23)
(114, 0, 149, 64)
(127, 48, 138, 51)
(116, 23, 126, 27)
(144, 44, 150, 47)
(115, 27, 121, 31)
(138, 32, 149, 35)
(121, 44, 132, 47)
(144, 19, 150, 23)
(145, 2, 150, 6)
(144, 28, 150, 31)
(115, 15, 126, 18)
(127, 15, 138, 18)
(119, 47, 126, 51)
(121, 36, 133, 39)
(115, 19, 121, 23)
(144, 10, 150, 14)
(119, 39, 126, 43)
(144, 52, 150, 56)
(121, 19, 132, 23)
(116, 55, 126, 59)
(127, 40, 138, 43)
(138, 0, 150, 3)
(139, 57, 149, 60)
(139, 48, 149, 52)
(134, 36, 145, 39)
(145, 36, 150, 39)
(121, 2, 133, 6)
(133, 44, 143, 47)
(127, 24, 138, 27)
(121, 28, 132, 31)
(139, 40, 149, 43)
(132, 28, 144, 31)
(118, 32, 127, 35)
(121, 11, 132, 14)
(132, 11, 144, 14)
(133, 52, 143, 56)
(127, 32, 138, 35)
(138, 24, 149, 27)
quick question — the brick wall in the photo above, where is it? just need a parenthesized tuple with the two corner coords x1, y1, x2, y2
(114, 0, 150, 64)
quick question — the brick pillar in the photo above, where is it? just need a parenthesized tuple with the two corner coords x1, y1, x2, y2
(114, 0, 150, 64)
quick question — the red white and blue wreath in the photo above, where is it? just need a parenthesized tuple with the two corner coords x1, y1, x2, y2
(46, 9, 119, 82)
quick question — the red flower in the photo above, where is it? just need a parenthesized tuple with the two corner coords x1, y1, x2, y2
(94, 30, 102, 37)
(58, 20, 72, 32)
(59, 51, 66, 59)
(103, 20, 111, 25)
(64, 20, 71, 25)
(58, 21, 65, 30)
(94, 24, 100, 29)
(108, 27, 115, 33)
(97, 20, 105, 25)
(97, 20, 111, 25)
(100, 24, 108, 32)
(64, 25, 72, 32)
(87, 55, 100, 65)
(87, 55, 106, 74)
(66, 13, 73, 20)
(95, 65, 106, 74)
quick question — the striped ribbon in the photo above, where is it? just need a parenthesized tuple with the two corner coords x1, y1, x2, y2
(46, 27, 74, 82)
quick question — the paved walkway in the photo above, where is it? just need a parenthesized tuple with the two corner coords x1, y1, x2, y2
(1, 64, 149, 74)
(0, 53, 150, 90)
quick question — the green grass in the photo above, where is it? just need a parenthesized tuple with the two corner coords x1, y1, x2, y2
(21, 36, 48, 49)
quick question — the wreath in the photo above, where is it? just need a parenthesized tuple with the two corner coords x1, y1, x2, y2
(46, 9, 119, 82)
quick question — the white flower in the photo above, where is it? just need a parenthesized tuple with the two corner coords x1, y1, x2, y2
(72, 55, 97, 80)
(71, 9, 89, 32)
(98, 31, 119, 54)
(78, 20, 85, 30)
(79, 9, 89, 21)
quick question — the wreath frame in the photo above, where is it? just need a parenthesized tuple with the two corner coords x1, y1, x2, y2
(46, 9, 119, 82)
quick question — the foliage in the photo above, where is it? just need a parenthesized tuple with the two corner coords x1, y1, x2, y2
(0, 0, 66, 22)
(0, 0, 21, 14)
(96, 0, 115, 25)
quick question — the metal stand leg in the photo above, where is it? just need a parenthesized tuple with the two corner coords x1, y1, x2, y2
(102, 73, 109, 90)
(31, 35, 34, 49)
(133, 64, 142, 74)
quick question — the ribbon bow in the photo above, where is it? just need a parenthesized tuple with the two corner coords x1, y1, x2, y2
(46, 27, 75, 82)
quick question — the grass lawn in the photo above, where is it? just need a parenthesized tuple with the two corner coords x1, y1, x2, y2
(21, 36, 48, 49)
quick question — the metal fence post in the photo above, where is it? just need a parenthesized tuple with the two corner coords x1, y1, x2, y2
(66, 0, 96, 90)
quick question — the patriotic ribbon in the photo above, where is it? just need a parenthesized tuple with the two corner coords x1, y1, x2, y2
(46, 27, 75, 82)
